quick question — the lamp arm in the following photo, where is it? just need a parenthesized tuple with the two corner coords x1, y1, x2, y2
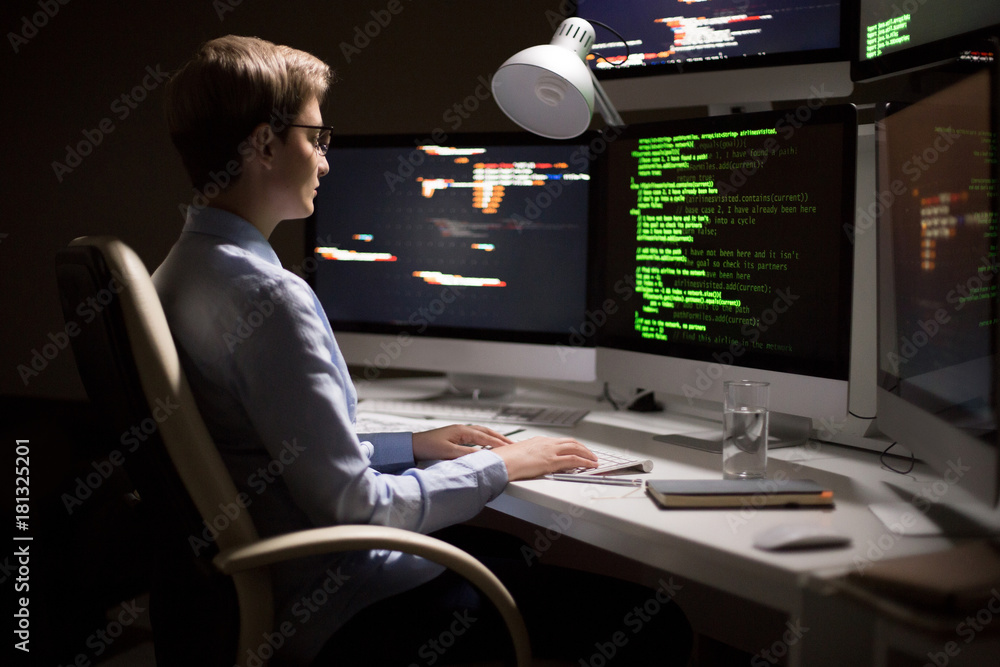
(591, 70, 625, 128)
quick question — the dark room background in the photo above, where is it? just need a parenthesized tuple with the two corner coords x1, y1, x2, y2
(1, 0, 583, 402)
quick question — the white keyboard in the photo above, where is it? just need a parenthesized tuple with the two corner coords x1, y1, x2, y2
(568, 446, 654, 475)
(359, 399, 589, 427)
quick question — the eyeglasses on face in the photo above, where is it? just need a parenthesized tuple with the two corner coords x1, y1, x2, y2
(288, 124, 334, 156)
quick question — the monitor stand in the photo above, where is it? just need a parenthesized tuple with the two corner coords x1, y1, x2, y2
(652, 411, 813, 454)
(444, 373, 517, 401)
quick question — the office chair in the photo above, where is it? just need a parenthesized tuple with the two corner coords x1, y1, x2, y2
(54, 235, 531, 667)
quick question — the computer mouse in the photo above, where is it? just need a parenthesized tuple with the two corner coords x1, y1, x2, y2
(752, 523, 851, 552)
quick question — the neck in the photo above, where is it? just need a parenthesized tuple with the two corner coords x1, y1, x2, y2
(205, 183, 281, 239)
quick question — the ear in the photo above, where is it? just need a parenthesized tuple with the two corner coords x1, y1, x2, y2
(247, 122, 277, 167)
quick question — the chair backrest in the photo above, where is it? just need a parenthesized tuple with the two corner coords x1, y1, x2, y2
(57, 235, 260, 550)
(55, 236, 266, 664)
(56, 240, 197, 539)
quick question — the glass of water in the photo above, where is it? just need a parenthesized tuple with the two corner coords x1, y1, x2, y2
(722, 380, 769, 480)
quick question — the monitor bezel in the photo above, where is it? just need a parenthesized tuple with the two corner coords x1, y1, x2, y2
(873, 62, 1000, 509)
(593, 103, 859, 390)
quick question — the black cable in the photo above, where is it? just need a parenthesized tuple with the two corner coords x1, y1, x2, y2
(583, 18, 632, 69)
(879, 441, 915, 475)
(601, 382, 624, 410)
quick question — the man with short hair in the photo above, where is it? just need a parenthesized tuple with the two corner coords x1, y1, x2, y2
(155, 35, 689, 666)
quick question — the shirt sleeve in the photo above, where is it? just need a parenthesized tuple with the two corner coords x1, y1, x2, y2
(356, 431, 414, 473)
(229, 275, 508, 534)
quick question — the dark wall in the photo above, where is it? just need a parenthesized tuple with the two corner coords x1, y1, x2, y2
(0, 0, 570, 400)
(0, 0, 928, 402)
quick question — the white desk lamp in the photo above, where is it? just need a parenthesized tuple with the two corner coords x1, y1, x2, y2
(491, 17, 625, 139)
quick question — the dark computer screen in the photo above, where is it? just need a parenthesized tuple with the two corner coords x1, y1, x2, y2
(309, 134, 595, 345)
(877, 67, 998, 441)
(596, 104, 857, 382)
(580, 0, 844, 76)
(853, 0, 1000, 80)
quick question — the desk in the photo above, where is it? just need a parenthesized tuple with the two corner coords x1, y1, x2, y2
(358, 377, 1000, 666)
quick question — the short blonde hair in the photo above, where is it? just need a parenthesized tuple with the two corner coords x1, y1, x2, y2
(165, 35, 332, 191)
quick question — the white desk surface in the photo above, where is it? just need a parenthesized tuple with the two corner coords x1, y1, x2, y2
(357, 376, 999, 616)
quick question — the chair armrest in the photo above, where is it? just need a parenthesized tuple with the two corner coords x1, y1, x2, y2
(214, 525, 531, 666)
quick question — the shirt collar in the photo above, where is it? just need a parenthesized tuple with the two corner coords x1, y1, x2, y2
(182, 206, 281, 267)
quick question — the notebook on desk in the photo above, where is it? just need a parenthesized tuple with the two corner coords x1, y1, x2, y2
(646, 479, 834, 509)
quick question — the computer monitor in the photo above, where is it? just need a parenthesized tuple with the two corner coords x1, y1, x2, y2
(307, 132, 598, 396)
(595, 104, 858, 450)
(576, 0, 854, 112)
(853, 0, 1000, 81)
(875, 64, 1000, 517)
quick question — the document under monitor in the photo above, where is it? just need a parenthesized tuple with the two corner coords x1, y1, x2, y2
(308, 133, 597, 397)
(595, 105, 858, 450)
(876, 64, 1000, 523)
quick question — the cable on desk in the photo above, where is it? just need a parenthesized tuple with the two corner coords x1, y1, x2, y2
(601, 382, 623, 410)
(879, 441, 915, 475)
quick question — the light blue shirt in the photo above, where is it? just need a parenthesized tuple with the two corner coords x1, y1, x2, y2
(152, 206, 508, 665)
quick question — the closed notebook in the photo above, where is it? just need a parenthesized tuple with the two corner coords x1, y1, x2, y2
(646, 479, 834, 509)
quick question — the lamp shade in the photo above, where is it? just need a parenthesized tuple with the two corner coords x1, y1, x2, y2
(492, 18, 598, 139)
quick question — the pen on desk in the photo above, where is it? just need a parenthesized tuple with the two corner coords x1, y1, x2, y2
(504, 428, 526, 437)
(545, 474, 645, 487)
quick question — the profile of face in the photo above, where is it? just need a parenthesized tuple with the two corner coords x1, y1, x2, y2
(269, 96, 331, 221)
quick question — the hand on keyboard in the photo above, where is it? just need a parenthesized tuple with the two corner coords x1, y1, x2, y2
(561, 447, 654, 475)
(412, 424, 512, 462)
(489, 436, 599, 481)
